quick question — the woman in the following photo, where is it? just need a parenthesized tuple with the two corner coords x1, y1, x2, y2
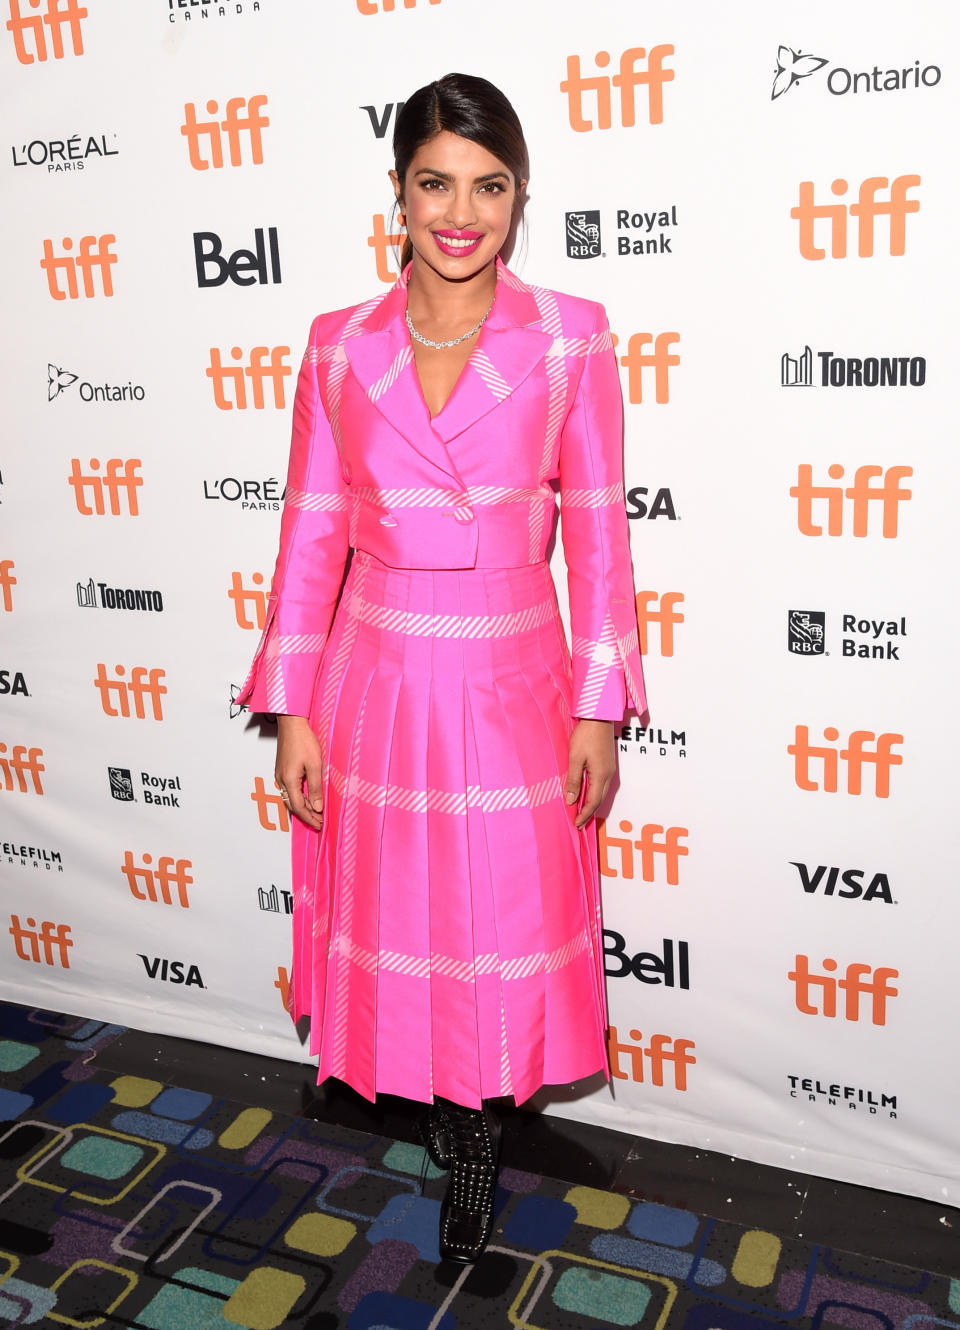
(238, 73, 646, 1263)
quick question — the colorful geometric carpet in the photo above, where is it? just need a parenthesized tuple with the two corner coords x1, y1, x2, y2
(0, 1003, 956, 1328)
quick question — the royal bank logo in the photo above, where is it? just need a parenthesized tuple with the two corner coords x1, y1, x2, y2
(788, 610, 825, 655)
(781, 346, 925, 388)
(772, 45, 941, 100)
(108, 767, 134, 801)
(566, 211, 601, 259)
(108, 766, 182, 807)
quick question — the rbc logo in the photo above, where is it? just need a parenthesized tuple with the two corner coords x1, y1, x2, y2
(791, 175, 920, 259)
(194, 227, 281, 288)
(788, 610, 825, 655)
(566, 211, 601, 259)
(6, 0, 85, 63)
(561, 46, 675, 131)
(40, 235, 116, 300)
(180, 95, 269, 170)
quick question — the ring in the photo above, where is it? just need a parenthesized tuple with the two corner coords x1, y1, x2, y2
(278, 786, 290, 803)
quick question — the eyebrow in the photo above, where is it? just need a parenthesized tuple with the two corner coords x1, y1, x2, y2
(413, 168, 510, 183)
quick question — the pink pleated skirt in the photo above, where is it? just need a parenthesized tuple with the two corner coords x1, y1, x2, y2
(289, 548, 610, 1108)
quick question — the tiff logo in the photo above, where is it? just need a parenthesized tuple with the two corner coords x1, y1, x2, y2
(368, 213, 406, 284)
(607, 1026, 695, 1089)
(615, 331, 680, 403)
(1, 743, 44, 794)
(788, 726, 903, 797)
(40, 234, 116, 300)
(782, 345, 813, 386)
(598, 817, 688, 885)
(561, 45, 675, 131)
(180, 94, 269, 169)
(206, 346, 291, 409)
(275, 964, 292, 1011)
(251, 776, 290, 832)
(0, 560, 15, 611)
(229, 571, 270, 629)
(791, 464, 912, 538)
(121, 851, 192, 907)
(9, 915, 72, 966)
(6, 0, 85, 64)
(791, 175, 920, 259)
(94, 665, 167, 721)
(357, 0, 441, 11)
(789, 955, 898, 1025)
(635, 590, 684, 656)
(68, 458, 142, 515)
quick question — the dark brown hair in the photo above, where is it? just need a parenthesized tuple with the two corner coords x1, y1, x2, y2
(392, 73, 529, 269)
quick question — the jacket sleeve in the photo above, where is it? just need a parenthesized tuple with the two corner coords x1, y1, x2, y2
(558, 301, 647, 722)
(236, 316, 351, 716)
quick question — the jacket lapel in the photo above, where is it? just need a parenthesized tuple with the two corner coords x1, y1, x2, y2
(343, 258, 552, 469)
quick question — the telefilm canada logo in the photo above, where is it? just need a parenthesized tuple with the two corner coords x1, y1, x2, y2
(166, 0, 263, 24)
(772, 44, 941, 100)
(617, 723, 686, 758)
(781, 346, 925, 388)
(565, 206, 678, 258)
(11, 132, 117, 174)
(48, 363, 146, 403)
(3, 839, 63, 872)
(787, 1074, 897, 1119)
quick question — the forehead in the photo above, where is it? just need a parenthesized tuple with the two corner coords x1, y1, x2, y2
(408, 130, 511, 178)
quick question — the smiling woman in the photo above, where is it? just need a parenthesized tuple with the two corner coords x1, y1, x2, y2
(237, 72, 646, 1264)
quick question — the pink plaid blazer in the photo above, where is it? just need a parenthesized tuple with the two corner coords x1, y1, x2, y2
(239, 257, 646, 723)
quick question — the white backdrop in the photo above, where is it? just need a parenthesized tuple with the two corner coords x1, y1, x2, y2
(2, 0, 956, 1207)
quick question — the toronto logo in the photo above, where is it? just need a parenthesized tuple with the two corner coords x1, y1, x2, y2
(771, 45, 828, 99)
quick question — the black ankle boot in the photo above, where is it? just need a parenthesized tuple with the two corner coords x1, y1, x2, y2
(437, 1098, 501, 1263)
(419, 1100, 452, 1170)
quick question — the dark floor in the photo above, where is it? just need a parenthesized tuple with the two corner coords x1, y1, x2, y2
(83, 1017, 959, 1278)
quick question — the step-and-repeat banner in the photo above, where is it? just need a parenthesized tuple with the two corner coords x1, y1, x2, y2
(2, 0, 955, 1205)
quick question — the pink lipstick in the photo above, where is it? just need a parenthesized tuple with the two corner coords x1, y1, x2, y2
(432, 230, 483, 258)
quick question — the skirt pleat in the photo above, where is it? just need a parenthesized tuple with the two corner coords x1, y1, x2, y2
(291, 549, 610, 1107)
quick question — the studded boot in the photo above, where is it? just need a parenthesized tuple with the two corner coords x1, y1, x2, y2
(437, 1097, 501, 1263)
(419, 1100, 452, 1170)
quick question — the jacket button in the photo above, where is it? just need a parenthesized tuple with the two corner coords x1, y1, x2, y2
(379, 513, 398, 526)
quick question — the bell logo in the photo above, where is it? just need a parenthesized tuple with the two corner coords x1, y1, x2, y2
(193, 226, 282, 288)
(791, 464, 912, 538)
(561, 46, 675, 132)
(206, 346, 291, 410)
(68, 458, 142, 516)
(635, 590, 684, 656)
(40, 235, 116, 300)
(94, 665, 167, 721)
(251, 776, 290, 832)
(1, 743, 44, 794)
(788, 726, 903, 797)
(6, 0, 86, 64)
(615, 331, 680, 403)
(228, 571, 270, 630)
(791, 175, 920, 259)
(180, 95, 269, 170)
(789, 955, 898, 1025)
(607, 1026, 695, 1089)
(121, 851, 192, 908)
(368, 213, 406, 284)
(9, 915, 73, 967)
(0, 560, 16, 612)
(357, 0, 441, 12)
(598, 817, 688, 885)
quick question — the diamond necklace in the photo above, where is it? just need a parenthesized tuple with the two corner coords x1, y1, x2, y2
(405, 299, 494, 350)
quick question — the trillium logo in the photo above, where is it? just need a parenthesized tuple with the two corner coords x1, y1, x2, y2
(48, 364, 77, 400)
(772, 45, 828, 99)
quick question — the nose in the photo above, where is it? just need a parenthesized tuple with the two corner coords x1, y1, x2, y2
(445, 185, 476, 230)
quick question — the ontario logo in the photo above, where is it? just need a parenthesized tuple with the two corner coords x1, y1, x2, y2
(48, 363, 145, 402)
(772, 45, 941, 100)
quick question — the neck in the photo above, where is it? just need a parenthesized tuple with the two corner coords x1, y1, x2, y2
(405, 256, 498, 326)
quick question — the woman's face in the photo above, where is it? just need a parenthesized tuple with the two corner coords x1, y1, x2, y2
(392, 130, 523, 282)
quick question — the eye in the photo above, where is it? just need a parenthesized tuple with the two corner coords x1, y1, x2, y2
(420, 177, 446, 191)
(480, 181, 506, 194)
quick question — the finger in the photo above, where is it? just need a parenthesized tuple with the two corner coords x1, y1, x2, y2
(278, 766, 323, 831)
(303, 758, 324, 815)
(565, 752, 585, 806)
(574, 769, 614, 829)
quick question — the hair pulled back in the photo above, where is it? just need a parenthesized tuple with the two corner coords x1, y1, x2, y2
(392, 73, 529, 270)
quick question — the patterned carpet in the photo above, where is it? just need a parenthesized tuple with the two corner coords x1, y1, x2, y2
(0, 1003, 956, 1328)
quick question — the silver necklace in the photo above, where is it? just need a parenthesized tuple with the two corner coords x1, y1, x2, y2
(405, 300, 494, 349)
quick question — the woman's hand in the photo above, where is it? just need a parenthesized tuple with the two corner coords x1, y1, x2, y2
(565, 718, 617, 829)
(275, 715, 325, 830)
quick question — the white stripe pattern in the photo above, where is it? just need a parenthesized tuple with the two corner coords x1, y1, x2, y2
(325, 763, 563, 817)
(528, 285, 568, 562)
(285, 488, 350, 513)
(561, 482, 624, 508)
(276, 632, 327, 655)
(368, 345, 414, 403)
(304, 344, 338, 365)
(470, 348, 511, 400)
(352, 483, 542, 510)
(342, 586, 557, 639)
(330, 927, 589, 984)
(576, 611, 619, 714)
(264, 653, 286, 715)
